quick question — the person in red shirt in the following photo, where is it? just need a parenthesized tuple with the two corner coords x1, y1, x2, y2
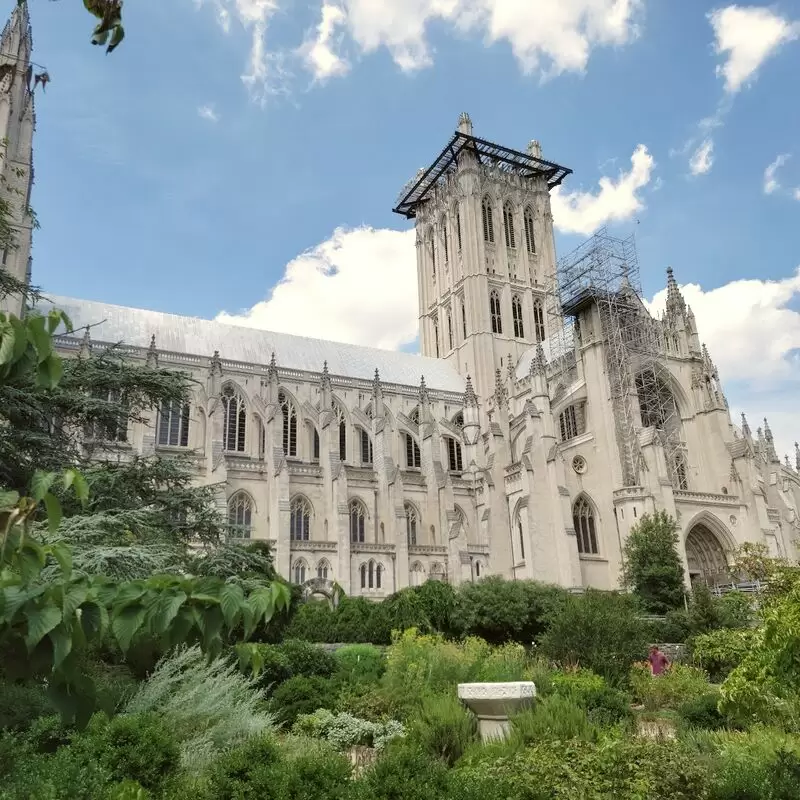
(648, 645, 670, 676)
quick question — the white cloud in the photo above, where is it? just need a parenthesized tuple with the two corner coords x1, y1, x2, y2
(195, 0, 643, 99)
(648, 269, 800, 458)
(709, 5, 799, 94)
(689, 138, 714, 176)
(550, 144, 654, 235)
(298, 3, 350, 81)
(794, 188, 800, 201)
(197, 104, 219, 122)
(764, 153, 791, 194)
(216, 227, 418, 349)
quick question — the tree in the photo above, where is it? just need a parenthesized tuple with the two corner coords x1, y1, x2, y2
(622, 510, 685, 614)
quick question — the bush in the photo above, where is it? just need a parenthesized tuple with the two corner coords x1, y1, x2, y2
(647, 608, 692, 644)
(550, 668, 633, 728)
(332, 644, 385, 686)
(207, 735, 284, 798)
(285, 600, 338, 643)
(539, 590, 649, 685)
(282, 740, 353, 800)
(248, 644, 293, 689)
(280, 639, 337, 680)
(383, 588, 433, 634)
(334, 597, 391, 644)
(690, 628, 757, 682)
(271, 676, 337, 725)
(715, 590, 755, 629)
(630, 662, 711, 711)
(410, 692, 478, 766)
(84, 713, 179, 795)
(475, 642, 529, 682)
(452, 577, 567, 645)
(510, 695, 598, 744)
(679, 691, 728, 731)
(413, 579, 458, 636)
(293, 708, 404, 751)
(0, 680, 54, 731)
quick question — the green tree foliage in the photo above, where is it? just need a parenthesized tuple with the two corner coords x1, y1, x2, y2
(622, 510, 686, 613)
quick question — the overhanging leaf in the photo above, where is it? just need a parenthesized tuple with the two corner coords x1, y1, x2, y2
(111, 604, 145, 653)
(219, 582, 244, 628)
(25, 605, 62, 650)
(30, 470, 57, 501)
(49, 623, 73, 669)
(43, 493, 62, 534)
(146, 589, 186, 636)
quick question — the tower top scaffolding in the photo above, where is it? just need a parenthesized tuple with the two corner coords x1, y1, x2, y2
(548, 227, 684, 488)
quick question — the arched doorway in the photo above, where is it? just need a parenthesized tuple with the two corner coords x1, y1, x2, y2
(685, 523, 730, 587)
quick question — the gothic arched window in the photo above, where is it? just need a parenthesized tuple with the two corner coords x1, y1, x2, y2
(158, 399, 190, 447)
(441, 216, 449, 263)
(481, 196, 494, 243)
(533, 298, 545, 343)
(559, 405, 578, 441)
(405, 502, 418, 546)
(360, 559, 383, 590)
(278, 390, 297, 457)
(475, 561, 482, 578)
(573, 496, 598, 555)
(515, 506, 526, 560)
(490, 290, 502, 334)
(512, 294, 524, 338)
(410, 561, 425, 586)
(317, 559, 330, 580)
(222, 384, 246, 452)
(360, 427, 373, 465)
(429, 232, 436, 279)
(433, 317, 440, 358)
(524, 206, 535, 254)
(334, 403, 346, 461)
(293, 559, 307, 585)
(503, 203, 515, 249)
(446, 437, 463, 472)
(290, 495, 312, 541)
(349, 499, 366, 543)
(228, 492, 253, 539)
(461, 297, 467, 339)
(452, 411, 464, 429)
(404, 432, 421, 469)
(447, 308, 454, 350)
(311, 426, 320, 460)
(675, 451, 689, 491)
(455, 205, 462, 251)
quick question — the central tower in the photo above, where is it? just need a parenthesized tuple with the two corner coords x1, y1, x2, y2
(393, 113, 572, 403)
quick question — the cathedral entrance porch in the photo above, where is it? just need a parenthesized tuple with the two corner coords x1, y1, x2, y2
(685, 522, 731, 588)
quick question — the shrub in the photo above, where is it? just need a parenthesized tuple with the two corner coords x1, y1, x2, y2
(539, 590, 649, 685)
(332, 644, 385, 686)
(293, 708, 404, 751)
(124, 646, 275, 771)
(475, 642, 529, 682)
(285, 600, 337, 643)
(271, 676, 337, 725)
(84, 713, 179, 794)
(335, 682, 394, 722)
(647, 608, 692, 644)
(689, 583, 720, 634)
(679, 691, 728, 731)
(452, 577, 567, 645)
(207, 735, 284, 799)
(550, 668, 633, 728)
(280, 639, 337, 679)
(334, 597, 391, 644)
(413, 579, 458, 636)
(0, 680, 54, 731)
(690, 628, 757, 682)
(247, 644, 293, 689)
(630, 662, 711, 711)
(282, 740, 353, 800)
(383, 588, 433, 634)
(715, 590, 755, 629)
(410, 692, 478, 766)
(510, 694, 598, 744)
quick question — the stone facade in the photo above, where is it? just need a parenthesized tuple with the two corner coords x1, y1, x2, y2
(6, 3, 800, 598)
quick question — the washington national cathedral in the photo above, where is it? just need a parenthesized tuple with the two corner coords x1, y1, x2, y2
(2, 2, 799, 599)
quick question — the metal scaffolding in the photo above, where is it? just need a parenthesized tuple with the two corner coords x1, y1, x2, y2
(547, 227, 684, 488)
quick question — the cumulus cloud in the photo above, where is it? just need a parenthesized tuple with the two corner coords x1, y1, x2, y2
(550, 145, 654, 235)
(709, 5, 799, 94)
(689, 138, 714, 176)
(195, 0, 643, 100)
(216, 227, 418, 349)
(764, 153, 791, 194)
(197, 104, 219, 122)
(648, 269, 800, 458)
(298, 3, 350, 81)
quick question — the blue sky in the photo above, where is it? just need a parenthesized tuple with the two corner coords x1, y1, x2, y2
(19, 0, 800, 455)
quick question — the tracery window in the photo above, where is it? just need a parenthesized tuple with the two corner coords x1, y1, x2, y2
(349, 499, 366, 543)
(533, 298, 545, 343)
(360, 428, 373, 465)
(490, 290, 502, 334)
(222, 385, 246, 452)
(158, 400, 190, 447)
(290, 495, 311, 541)
(503, 203, 515, 248)
(452, 412, 464, 429)
(482, 196, 495, 243)
(87, 389, 128, 443)
(442, 216, 449, 263)
(317, 559, 330, 580)
(410, 562, 425, 587)
(446, 437, 463, 472)
(558, 404, 586, 442)
(455, 205, 462, 251)
(360, 560, 383, 590)
(675, 451, 689, 491)
(293, 559, 307, 585)
(515, 508, 526, 560)
(447, 308, 454, 350)
(404, 433, 421, 469)
(279, 390, 297, 457)
(312, 427, 320, 460)
(429, 233, 436, 279)
(405, 502, 418, 546)
(524, 206, 535, 254)
(228, 492, 253, 539)
(461, 297, 467, 339)
(512, 294, 524, 338)
(334, 403, 346, 461)
(573, 496, 598, 555)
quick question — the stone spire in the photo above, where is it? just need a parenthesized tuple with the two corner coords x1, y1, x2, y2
(372, 368, 384, 417)
(209, 350, 223, 397)
(146, 334, 158, 368)
(764, 418, 779, 462)
(267, 351, 278, 382)
(795, 442, 800, 471)
(463, 375, 478, 408)
(320, 360, 331, 409)
(418, 375, 430, 406)
(741, 412, 751, 438)
(757, 426, 765, 458)
(665, 266, 687, 320)
(527, 140, 543, 159)
(457, 112, 472, 135)
(79, 326, 91, 359)
(785, 454, 792, 469)
(493, 368, 508, 409)
(529, 342, 547, 376)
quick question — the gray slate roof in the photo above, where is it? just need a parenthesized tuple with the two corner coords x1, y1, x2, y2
(44, 295, 466, 394)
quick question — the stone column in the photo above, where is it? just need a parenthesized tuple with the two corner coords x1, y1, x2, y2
(458, 682, 536, 742)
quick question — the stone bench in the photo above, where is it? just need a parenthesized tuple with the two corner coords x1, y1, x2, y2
(458, 681, 536, 742)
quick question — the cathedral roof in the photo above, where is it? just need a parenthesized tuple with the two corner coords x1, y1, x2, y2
(43, 296, 466, 394)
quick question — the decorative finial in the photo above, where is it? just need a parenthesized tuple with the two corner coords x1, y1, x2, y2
(665, 266, 686, 320)
(419, 375, 430, 405)
(463, 375, 478, 408)
(493, 368, 508, 409)
(529, 342, 548, 377)
(741, 413, 751, 437)
(457, 112, 472, 135)
(527, 140, 543, 159)
(146, 333, 158, 368)
(795, 441, 800, 471)
(320, 360, 331, 391)
(210, 350, 223, 378)
(764, 418, 778, 461)
(79, 325, 91, 358)
(786, 454, 792, 469)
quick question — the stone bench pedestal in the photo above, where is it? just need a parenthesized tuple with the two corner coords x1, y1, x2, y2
(457, 681, 536, 742)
